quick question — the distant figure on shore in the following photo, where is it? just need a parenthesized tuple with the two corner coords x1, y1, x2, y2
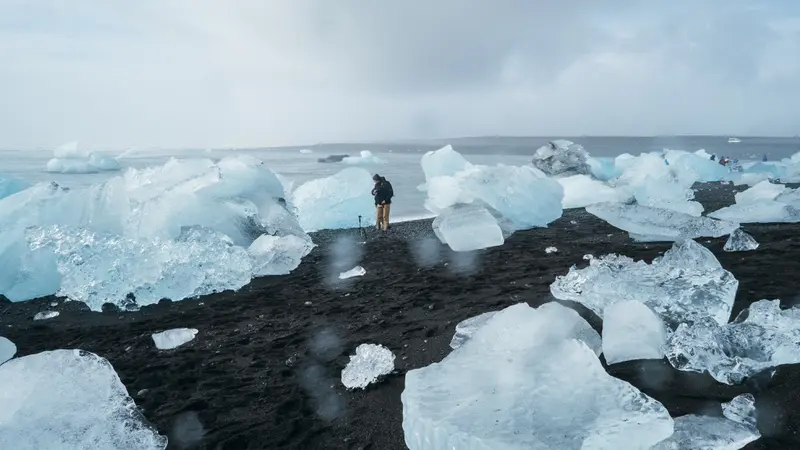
(763, 154, 768, 162)
(372, 174, 394, 231)
(710, 154, 716, 161)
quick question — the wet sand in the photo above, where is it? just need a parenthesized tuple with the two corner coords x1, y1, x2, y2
(3, 183, 800, 449)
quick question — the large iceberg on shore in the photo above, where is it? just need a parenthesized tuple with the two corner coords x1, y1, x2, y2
(402, 302, 672, 450)
(551, 239, 738, 327)
(422, 146, 563, 231)
(0, 156, 314, 308)
(0, 337, 15, 366)
(559, 175, 631, 209)
(666, 299, 800, 384)
(602, 300, 668, 365)
(531, 140, 592, 177)
(710, 180, 800, 223)
(587, 202, 738, 242)
(432, 203, 506, 251)
(292, 167, 375, 232)
(0, 174, 29, 200)
(0, 349, 167, 449)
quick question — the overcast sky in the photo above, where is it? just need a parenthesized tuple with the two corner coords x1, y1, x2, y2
(1, 1, 799, 149)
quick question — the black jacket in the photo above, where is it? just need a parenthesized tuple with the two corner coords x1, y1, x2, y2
(373, 180, 394, 205)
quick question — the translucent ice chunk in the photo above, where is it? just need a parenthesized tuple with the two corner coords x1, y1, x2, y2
(425, 155, 563, 230)
(735, 180, 786, 204)
(587, 203, 739, 242)
(558, 174, 631, 209)
(0, 174, 29, 200)
(551, 239, 738, 327)
(339, 266, 366, 279)
(710, 201, 800, 224)
(0, 349, 167, 450)
(0, 337, 15, 366)
(666, 299, 800, 384)
(651, 394, 760, 449)
(52, 141, 87, 158)
(152, 328, 198, 350)
(449, 311, 498, 350)
(632, 178, 704, 217)
(724, 229, 759, 252)
(402, 302, 673, 450)
(602, 300, 668, 364)
(420, 145, 471, 182)
(292, 168, 375, 231)
(33, 311, 59, 321)
(341, 343, 395, 390)
(248, 233, 314, 276)
(531, 140, 592, 177)
(432, 204, 505, 251)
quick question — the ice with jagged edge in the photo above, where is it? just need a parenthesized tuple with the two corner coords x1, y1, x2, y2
(402, 302, 672, 450)
(631, 178, 704, 216)
(341, 344, 395, 390)
(710, 180, 800, 223)
(292, 167, 375, 232)
(44, 142, 122, 174)
(602, 300, 668, 365)
(432, 203, 506, 251)
(666, 299, 800, 384)
(551, 239, 738, 327)
(0, 155, 314, 307)
(0, 349, 167, 450)
(531, 140, 592, 177)
(449, 311, 498, 350)
(0, 337, 15, 366)
(0, 174, 29, 200)
(423, 146, 563, 230)
(342, 150, 386, 165)
(724, 228, 759, 252)
(586, 202, 739, 242)
(152, 328, 199, 350)
(558, 174, 631, 209)
(651, 394, 760, 449)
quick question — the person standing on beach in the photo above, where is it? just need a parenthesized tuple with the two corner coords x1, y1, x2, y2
(372, 174, 394, 231)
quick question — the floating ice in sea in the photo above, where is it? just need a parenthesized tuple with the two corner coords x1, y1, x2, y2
(1, 156, 313, 307)
(339, 266, 366, 279)
(402, 303, 672, 450)
(651, 394, 760, 449)
(44, 142, 121, 174)
(551, 239, 738, 327)
(449, 311, 498, 350)
(531, 140, 592, 177)
(152, 328, 199, 350)
(0, 337, 15, 366)
(342, 150, 385, 165)
(432, 203, 505, 251)
(423, 147, 563, 230)
(586, 202, 739, 242)
(558, 174, 631, 209)
(299, 148, 313, 154)
(724, 229, 759, 252)
(33, 311, 59, 321)
(602, 300, 668, 364)
(341, 344, 395, 390)
(0, 349, 167, 449)
(293, 167, 375, 232)
(666, 299, 800, 384)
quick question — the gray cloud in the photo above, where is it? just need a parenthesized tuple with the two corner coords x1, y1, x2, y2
(0, 0, 798, 149)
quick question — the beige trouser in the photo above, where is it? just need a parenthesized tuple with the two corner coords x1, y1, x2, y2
(376, 204, 391, 230)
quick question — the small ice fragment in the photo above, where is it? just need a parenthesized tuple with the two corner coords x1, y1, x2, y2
(304, 301, 312, 306)
(583, 254, 594, 260)
(449, 311, 498, 350)
(0, 349, 168, 449)
(33, 311, 59, 321)
(339, 266, 366, 279)
(651, 394, 759, 449)
(299, 149, 313, 154)
(666, 299, 800, 384)
(0, 337, 16, 365)
(151, 328, 198, 350)
(341, 344, 395, 390)
(602, 300, 668, 364)
(49, 302, 57, 307)
(545, 246, 558, 254)
(724, 229, 760, 252)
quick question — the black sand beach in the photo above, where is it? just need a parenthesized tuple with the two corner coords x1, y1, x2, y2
(3, 183, 800, 449)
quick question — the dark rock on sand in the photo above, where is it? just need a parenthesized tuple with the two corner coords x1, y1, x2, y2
(2, 183, 800, 449)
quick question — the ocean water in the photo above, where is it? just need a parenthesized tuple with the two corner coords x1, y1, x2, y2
(2, 136, 798, 219)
